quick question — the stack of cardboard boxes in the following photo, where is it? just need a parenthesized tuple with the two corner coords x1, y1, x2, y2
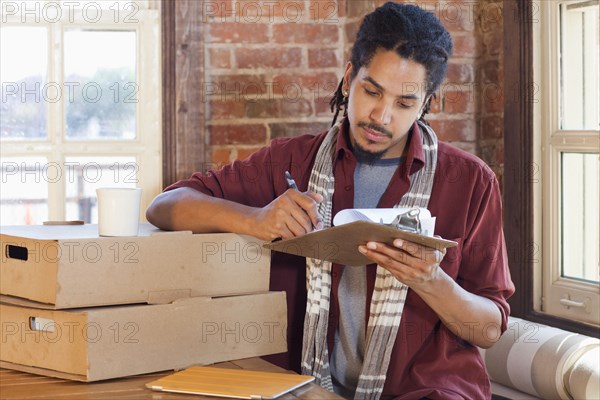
(0, 223, 287, 381)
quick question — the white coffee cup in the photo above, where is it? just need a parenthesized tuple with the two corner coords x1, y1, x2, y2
(96, 187, 142, 237)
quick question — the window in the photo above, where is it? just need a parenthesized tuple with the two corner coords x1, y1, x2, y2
(534, 0, 599, 326)
(0, 0, 161, 225)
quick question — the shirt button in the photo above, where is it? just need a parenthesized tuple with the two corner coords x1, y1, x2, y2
(345, 185, 352, 191)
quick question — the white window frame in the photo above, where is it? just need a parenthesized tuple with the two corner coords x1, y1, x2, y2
(533, 0, 600, 326)
(0, 0, 162, 223)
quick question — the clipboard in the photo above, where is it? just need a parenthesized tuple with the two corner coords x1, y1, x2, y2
(146, 366, 315, 399)
(263, 221, 458, 267)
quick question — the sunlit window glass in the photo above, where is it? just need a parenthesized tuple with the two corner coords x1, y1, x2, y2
(0, 157, 49, 225)
(559, 2, 599, 130)
(0, 27, 48, 140)
(64, 30, 136, 140)
(561, 152, 600, 283)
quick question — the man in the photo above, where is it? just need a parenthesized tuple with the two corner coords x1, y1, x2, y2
(147, 3, 514, 399)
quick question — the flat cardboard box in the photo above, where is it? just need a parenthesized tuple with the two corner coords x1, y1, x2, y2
(0, 224, 270, 309)
(0, 292, 287, 382)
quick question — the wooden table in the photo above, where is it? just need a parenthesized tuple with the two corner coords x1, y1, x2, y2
(0, 358, 341, 399)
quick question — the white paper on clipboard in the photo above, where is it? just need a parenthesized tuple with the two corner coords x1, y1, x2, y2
(333, 208, 437, 237)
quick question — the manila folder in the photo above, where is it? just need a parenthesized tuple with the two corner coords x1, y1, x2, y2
(146, 366, 315, 399)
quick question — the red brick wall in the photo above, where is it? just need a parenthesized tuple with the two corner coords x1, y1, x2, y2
(204, 1, 346, 164)
(204, 0, 504, 184)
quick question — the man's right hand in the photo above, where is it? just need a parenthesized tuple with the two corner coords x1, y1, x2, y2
(146, 187, 324, 242)
(250, 189, 324, 241)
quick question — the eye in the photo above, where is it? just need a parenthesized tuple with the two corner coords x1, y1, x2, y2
(364, 88, 379, 97)
(397, 100, 414, 109)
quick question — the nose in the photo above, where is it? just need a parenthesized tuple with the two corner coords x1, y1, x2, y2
(370, 100, 392, 125)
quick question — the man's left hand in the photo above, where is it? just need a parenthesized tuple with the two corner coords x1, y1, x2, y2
(358, 239, 446, 289)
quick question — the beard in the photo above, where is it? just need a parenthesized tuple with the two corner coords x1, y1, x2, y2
(352, 121, 392, 164)
(353, 141, 386, 164)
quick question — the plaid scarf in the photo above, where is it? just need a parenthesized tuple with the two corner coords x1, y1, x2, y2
(301, 120, 438, 399)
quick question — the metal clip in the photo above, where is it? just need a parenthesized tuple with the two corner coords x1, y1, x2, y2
(383, 208, 422, 234)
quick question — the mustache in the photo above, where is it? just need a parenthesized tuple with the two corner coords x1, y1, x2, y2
(357, 122, 393, 138)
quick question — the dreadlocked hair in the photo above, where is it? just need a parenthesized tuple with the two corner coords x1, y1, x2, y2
(418, 94, 436, 126)
(330, 2, 453, 126)
(329, 79, 348, 127)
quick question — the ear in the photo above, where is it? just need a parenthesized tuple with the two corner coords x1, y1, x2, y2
(342, 62, 353, 92)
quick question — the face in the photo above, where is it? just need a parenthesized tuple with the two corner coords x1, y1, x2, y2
(343, 50, 429, 160)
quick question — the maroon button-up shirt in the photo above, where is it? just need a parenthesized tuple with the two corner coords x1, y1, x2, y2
(166, 120, 515, 399)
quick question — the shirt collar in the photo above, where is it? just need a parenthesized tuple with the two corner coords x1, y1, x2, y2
(334, 118, 353, 160)
(405, 121, 425, 176)
(334, 118, 425, 176)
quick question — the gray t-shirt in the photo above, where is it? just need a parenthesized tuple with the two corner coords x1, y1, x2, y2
(330, 157, 402, 398)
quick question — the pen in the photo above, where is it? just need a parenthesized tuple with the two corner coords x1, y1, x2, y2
(272, 170, 300, 242)
(284, 170, 321, 232)
(284, 171, 299, 190)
